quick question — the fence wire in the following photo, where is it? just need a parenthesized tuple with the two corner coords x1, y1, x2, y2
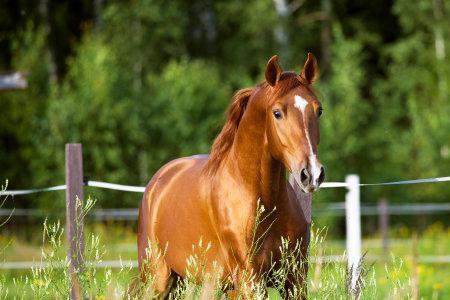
(1, 176, 450, 196)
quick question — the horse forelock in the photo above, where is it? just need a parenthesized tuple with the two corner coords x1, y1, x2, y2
(262, 71, 311, 100)
(205, 72, 311, 175)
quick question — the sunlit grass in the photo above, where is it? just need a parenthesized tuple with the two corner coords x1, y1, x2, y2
(0, 223, 416, 299)
(1, 193, 450, 299)
(3, 223, 450, 299)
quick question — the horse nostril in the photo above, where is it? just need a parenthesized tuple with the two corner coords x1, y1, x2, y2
(300, 168, 310, 185)
(318, 167, 325, 185)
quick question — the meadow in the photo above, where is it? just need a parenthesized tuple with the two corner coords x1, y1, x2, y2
(2, 215, 450, 299)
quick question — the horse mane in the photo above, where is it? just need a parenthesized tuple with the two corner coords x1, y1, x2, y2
(204, 72, 308, 174)
(205, 87, 254, 174)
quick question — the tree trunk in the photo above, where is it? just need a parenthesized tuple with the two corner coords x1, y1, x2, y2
(273, 0, 290, 62)
(320, 0, 331, 78)
(94, 0, 104, 30)
(39, 0, 58, 84)
(433, 0, 447, 101)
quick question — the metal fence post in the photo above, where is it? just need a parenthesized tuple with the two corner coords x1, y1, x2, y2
(345, 174, 361, 290)
(65, 143, 84, 299)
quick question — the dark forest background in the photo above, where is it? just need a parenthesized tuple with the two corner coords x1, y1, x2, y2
(1, 0, 449, 211)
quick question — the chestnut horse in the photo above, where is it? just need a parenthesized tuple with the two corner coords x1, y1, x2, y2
(137, 53, 325, 297)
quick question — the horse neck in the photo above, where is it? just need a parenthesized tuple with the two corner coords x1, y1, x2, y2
(226, 94, 287, 209)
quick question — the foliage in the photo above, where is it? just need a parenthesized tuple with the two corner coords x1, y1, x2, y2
(143, 59, 231, 168)
(315, 24, 368, 204)
(370, 0, 450, 202)
(0, 23, 50, 193)
(1, 0, 450, 215)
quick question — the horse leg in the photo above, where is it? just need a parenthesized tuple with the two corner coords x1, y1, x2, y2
(141, 243, 173, 299)
(283, 259, 308, 300)
(126, 235, 174, 299)
(225, 265, 260, 299)
(126, 260, 174, 299)
(126, 271, 175, 300)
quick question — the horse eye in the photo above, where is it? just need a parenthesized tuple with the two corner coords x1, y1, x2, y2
(273, 110, 283, 119)
(318, 107, 323, 117)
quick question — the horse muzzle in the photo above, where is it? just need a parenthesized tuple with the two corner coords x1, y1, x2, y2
(292, 164, 325, 193)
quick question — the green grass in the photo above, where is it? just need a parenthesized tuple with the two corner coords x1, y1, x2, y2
(0, 224, 450, 299)
(1, 197, 450, 299)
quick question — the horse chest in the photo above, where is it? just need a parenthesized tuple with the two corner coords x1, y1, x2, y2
(212, 194, 307, 270)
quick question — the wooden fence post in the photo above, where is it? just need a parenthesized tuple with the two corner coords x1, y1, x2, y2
(65, 143, 84, 300)
(378, 198, 389, 256)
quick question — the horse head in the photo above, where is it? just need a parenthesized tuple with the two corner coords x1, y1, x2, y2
(263, 53, 325, 193)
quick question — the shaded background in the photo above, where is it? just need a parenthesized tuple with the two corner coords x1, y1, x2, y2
(1, 0, 449, 230)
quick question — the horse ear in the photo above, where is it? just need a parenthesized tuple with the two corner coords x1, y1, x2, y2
(301, 52, 318, 84)
(265, 55, 282, 87)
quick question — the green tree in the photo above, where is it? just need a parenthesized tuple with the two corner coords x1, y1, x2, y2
(36, 33, 231, 208)
(0, 24, 51, 196)
(319, 25, 368, 182)
(143, 59, 231, 171)
(372, 0, 450, 202)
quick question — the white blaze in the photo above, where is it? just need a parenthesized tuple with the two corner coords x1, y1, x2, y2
(294, 95, 322, 185)
(294, 95, 308, 112)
